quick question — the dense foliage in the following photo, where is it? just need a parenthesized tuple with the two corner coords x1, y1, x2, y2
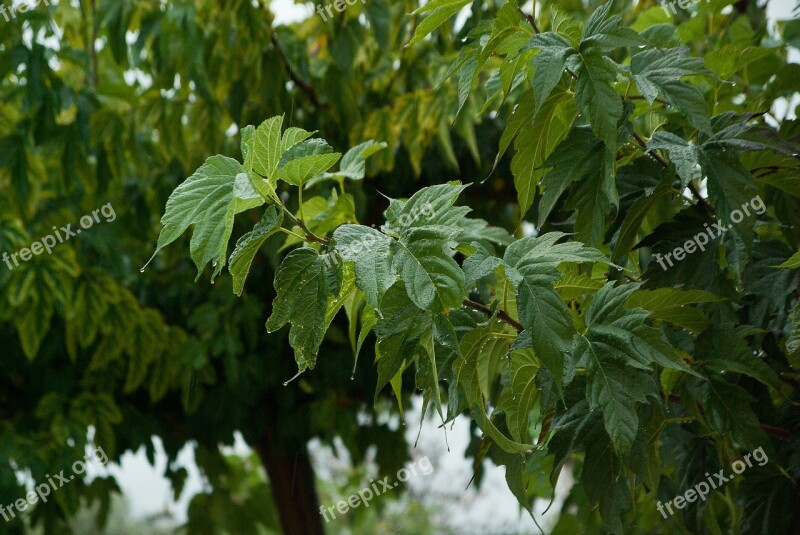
(1, 0, 799, 533)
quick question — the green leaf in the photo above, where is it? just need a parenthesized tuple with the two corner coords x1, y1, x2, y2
(463, 242, 503, 285)
(538, 128, 616, 244)
(275, 139, 342, 186)
(787, 300, 800, 355)
(612, 179, 673, 264)
(390, 228, 466, 311)
(242, 117, 316, 197)
(373, 283, 433, 401)
(631, 47, 712, 132)
(503, 233, 609, 388)
(249, 116, 285, 178)
(584, 355, 649, 455)
(408, 0, 472, 47)
(456, 218, 514, 246)
(700, 147, 758, 219)
(522, 33, 576, 116)
(229, 206, 283, 296)
(504, 232, 610, 284)
(266, 248, 339, 373)
(384, 182, 470, 235)
(696, 326, 781, 390)
(325, 262, 356, 328)
(505, 86, 577, 216)
(498, 349, 539, 443)
(553, 272, 605, 299)
(146, 155, 264, 281)
(336, 140, 388, 180)
(580, 1, 646, 50)
(774, 250, 800, 269)
(574, 282, 696, 453)
(575, 48, 623, 149)
(624, 288, 726, 334)
(455, 321, 533, 453)
(648, 131, 700, 186)
(516, 281, 573, 389)
(332, 224, 395, 309)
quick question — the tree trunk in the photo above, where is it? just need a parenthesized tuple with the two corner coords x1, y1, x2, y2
(256, 421, 325, 535)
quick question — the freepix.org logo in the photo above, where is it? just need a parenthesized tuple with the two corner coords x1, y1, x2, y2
(1, 447, 108, 522)
(2, 203, 116, 271)
(0, 0, 53, 23)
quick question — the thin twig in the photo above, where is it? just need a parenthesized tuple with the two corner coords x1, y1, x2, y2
(463, 299, 524, 333)
(271, 33, 327, 110)
(280, 205, 330, 245)
(625, 95, 670, 106)
(518, 7, 540, 33)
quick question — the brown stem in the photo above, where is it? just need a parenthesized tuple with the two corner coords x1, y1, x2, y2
(518, 7, 541, 33)
(271, 33, 327, 110)
(463, 299, 524, 333)
(282, 208, 330, 245)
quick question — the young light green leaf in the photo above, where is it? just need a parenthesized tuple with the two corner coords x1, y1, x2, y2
(455, 322, 534, 453)
(336, 140, 388, 180)
(275, 139, 342, 186)
(497, 349, 539, 443)
(624, 287, 725, 334)
(250, 115, 285, 178)
(773, 250, 800, 269)
(407, 0, 472, 47)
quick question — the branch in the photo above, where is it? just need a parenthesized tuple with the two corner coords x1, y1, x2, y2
(517, 7, 540, 33)
(271, 33, 327, 110)
(463, 299, 524, 333)
(280, 205, 330, 245)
